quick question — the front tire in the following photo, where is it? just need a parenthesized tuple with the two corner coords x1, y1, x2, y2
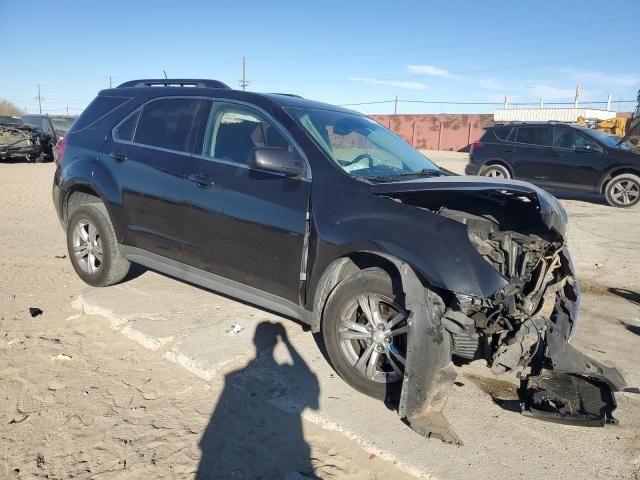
(322, 268, 408, 400)
(605, 174, 640, 208)
(67, 203, 130, 286)
(480, 163, 511, 179)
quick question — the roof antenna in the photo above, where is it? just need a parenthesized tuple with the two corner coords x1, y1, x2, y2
(163, 70, 168, 79)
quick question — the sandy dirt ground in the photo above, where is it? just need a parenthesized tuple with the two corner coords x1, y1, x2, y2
(0, 163, 416, 480)
(1, 161, 639, 479)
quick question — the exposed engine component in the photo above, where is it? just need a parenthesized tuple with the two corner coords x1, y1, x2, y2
(441, 309, 479, 360)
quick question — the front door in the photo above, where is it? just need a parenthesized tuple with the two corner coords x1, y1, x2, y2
(183, 101, 311, 303)
(548, 127, 605, 191)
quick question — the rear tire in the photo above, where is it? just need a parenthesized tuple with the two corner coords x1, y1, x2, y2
(322, 267, 408, 400)
(605, 174, 640, 208)
(480, 163, 511, 179)
(67, 203, 130, 286)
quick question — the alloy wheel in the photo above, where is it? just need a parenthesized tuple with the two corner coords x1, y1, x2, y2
(610, 179, 640, 206)
(72, 219, 103, 274)
(337, 293, 408, 383)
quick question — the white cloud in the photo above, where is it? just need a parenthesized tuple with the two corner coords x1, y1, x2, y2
(527, 83, 577, 100)
(406, 64, 457, 79)
(559, 68, 640, 88)
(348, 77, 427, 90)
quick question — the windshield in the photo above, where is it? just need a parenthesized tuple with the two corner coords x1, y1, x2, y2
(582, 127, 638, 152)
(286, 107, 441, 179)
(50, 117, 75, 136)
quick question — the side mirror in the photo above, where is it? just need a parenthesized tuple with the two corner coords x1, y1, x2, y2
(249, 147, 305, 177)
(576, 143, 598, 153)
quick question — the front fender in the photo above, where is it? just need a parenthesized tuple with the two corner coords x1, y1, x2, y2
(310, 203, 508, 301)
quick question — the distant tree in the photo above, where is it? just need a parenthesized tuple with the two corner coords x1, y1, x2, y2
(0, 99, 23, 116)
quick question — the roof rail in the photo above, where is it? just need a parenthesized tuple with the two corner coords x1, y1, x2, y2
(116, 79, 231, 89)
(270, 93, 304, 98)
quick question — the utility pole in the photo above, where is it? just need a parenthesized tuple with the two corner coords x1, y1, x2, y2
(574, 85, 581, 108)
(503, 95, 509, 109)
(394, 96, 398, 115)
(35, 84, 44, 114)
(109, 75, 113, 88)
(606, 94, 612, 111)
(239, 56, 249, 91)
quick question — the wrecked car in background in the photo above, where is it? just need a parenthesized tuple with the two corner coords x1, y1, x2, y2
(0, 115, 52, 162)
(53, 79, 627, 444)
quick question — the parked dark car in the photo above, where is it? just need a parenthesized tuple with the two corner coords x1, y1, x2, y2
(465, 122, 640, 207)
(0, 115, 50, 162)
(53, 79, 626, 441)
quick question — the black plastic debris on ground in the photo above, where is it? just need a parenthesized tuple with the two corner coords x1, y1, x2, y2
(29, 307, 43, 317)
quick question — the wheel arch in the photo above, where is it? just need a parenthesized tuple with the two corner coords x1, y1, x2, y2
(309, 251, 419, 333)
(480, 160, 513, 177)
(598, 166, 640, 193)
(63, 185, 122, 241)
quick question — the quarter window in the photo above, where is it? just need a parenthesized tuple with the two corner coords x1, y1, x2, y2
(134, 99, 200, 152)
(515, 127, 552, 146)
(116, 110, 140, 141)
(201, 103, 292, 165)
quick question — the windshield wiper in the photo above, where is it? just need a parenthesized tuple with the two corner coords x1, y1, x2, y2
(395, 168, 444, 177)
(359, 168, 445, 182)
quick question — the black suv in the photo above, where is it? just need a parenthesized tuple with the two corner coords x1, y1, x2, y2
(53, 79, 625, 440)
(465, 122, 640, 207)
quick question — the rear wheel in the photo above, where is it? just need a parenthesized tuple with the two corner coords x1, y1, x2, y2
(605, 174, 640, 208)
(480, 163, 511, 179)
(67, 203, 130, 286)
(322, 268, 408, 399)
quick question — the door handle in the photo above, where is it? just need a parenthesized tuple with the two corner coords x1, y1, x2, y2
(110, 151, 127, 162)
(501, 148, 516, 153)
(188, 173, 215, 188)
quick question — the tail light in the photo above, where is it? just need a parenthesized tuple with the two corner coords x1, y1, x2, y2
(470, 141, 485, 154)
(55, 137, 68, 166)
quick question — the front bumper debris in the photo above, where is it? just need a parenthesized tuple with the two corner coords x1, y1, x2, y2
(391, 248, 626, 443)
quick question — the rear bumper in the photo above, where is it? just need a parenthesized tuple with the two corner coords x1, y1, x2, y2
(464, 163, 481, 175)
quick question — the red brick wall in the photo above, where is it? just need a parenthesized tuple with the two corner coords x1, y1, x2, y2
(369, 114, 494, 152)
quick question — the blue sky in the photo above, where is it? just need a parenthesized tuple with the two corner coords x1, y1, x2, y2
(1, 0, 638, 115)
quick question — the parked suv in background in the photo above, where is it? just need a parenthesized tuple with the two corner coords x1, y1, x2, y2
(53, 79, 625, 441)
(465, 122, 640, 207)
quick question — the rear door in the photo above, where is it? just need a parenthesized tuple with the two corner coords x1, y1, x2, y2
(103, 97, 202, 260)
(183, 100, 311, 303)
(549, 126, 605, 191)
(509, 126, 554, 184)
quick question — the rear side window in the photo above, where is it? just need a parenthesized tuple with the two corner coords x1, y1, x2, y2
(134, 99, 200, 152)
(515, 127, 552, 146)
(70, 96, 130, 132)
(115, 110, 140, 141)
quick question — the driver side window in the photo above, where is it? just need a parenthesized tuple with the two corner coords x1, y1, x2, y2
(201, 103, 292, 166)
(553, 128, 589, 150)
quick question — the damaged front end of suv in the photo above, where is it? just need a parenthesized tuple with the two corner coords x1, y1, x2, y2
(372, 178, 627, 443)
(0, 117, 48, 162)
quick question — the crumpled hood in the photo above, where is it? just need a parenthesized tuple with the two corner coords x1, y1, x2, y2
(370, 176, 568, 237)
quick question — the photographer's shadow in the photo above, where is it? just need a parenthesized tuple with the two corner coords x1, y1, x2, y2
(197, 321, 320, 480)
